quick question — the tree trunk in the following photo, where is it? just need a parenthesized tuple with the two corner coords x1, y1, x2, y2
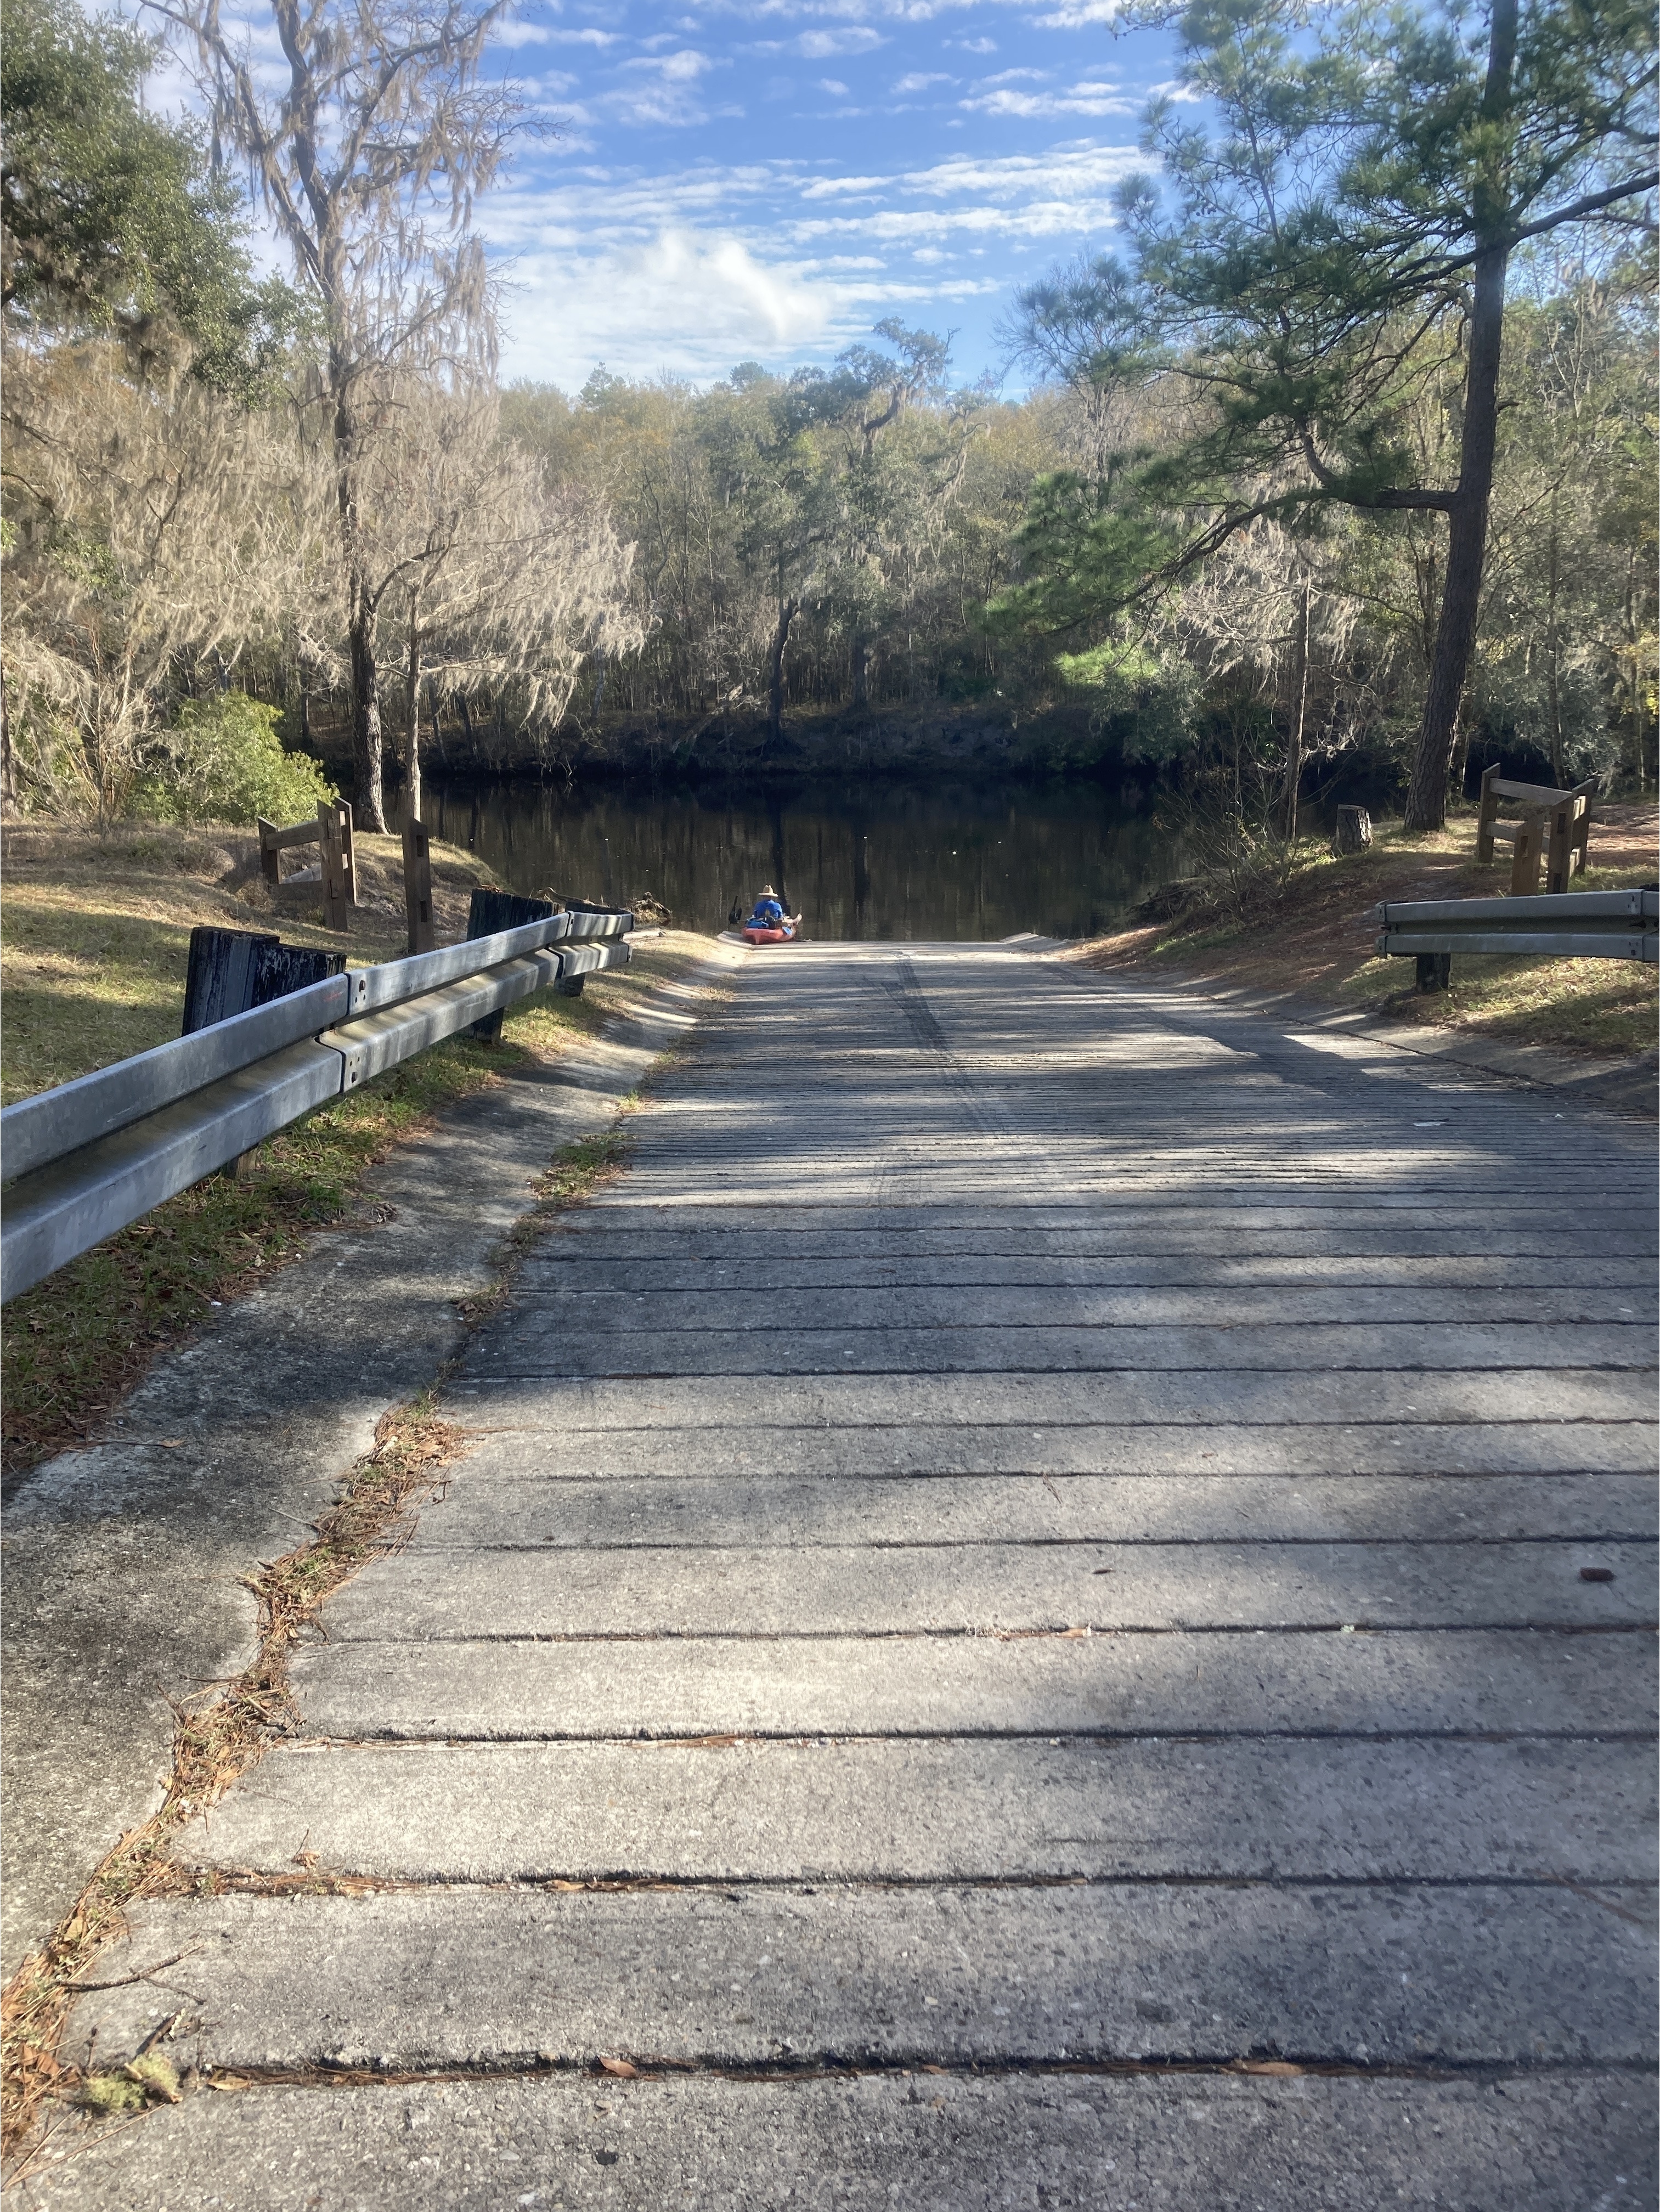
(347, 577, 387, 830)
(1279, 580, 1311, 843)
(851, 634, 869, 713)
(1545, 490, 1563, 785)
(0, 652, 15, 814)
(767, 595, 799, 743)
(1403, 0, 1517, 832)
(405, 589, 423, 826)
(457, 692, 478, 761)
(334, 377, 387, 831)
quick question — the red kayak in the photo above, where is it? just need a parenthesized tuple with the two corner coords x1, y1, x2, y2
(742, 923, 799, 945)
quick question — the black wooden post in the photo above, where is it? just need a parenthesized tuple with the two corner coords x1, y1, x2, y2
(182, 929, 348, 1173)
(1415, 953, 1452, 992)
(465, 888, 556, 1040)
(182, 929, 280, 1034)
(183, 928, 350, 1034)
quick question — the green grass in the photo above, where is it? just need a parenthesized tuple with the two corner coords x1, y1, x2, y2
(1, 1030, 515, 1474)
(1, 819, 721, 1477)
(1340, 949, 1660, 1057)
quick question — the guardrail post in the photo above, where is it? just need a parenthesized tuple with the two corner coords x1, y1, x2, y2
(1415, 952, 1451, 993)
(465, 888, 556, 1040)
(257, 817, 281, 887)
(403, 818, 436, 955)
(181, 930, 348, 1173)
(183, 929, 281, 1034)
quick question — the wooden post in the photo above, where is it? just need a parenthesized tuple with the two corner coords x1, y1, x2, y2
(1571, 777, 1596, 876)
(403, 816, 437, 955)
(1475, 764, 1500, 864)
(1509, 809, 1548, 895)
(182, 928, 280, 1034)
(340, 798, 357, 910)
(464, 886, 554, 1041)
(1331, 805, 1373, 856)
(257, 816, 281, 887)
(1415, 952, 1452, 992)
(182, 930, 346, 1171)
(318, 799, 353, 934)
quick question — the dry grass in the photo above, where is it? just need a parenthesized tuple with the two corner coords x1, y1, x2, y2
(1069, 804, 1658, 1062)
(0, 821, 498, 1105)
(0, 818, 720, 1478)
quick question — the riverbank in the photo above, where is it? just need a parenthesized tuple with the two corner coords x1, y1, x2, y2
(0, 822, 714, 1478)
(1064, 805, 1658, 1066)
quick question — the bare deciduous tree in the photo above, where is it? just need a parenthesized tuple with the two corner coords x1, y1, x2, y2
(151, 0, 521, 826)
(349, 379, 645, 815)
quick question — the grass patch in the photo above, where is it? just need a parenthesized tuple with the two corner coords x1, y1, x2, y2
(1341, 950, 1660, 1057)
(1, 809, 723, 1479)
(1, 1031, 515, 1479)
(1071, 805, 1658, 1062)
(0, 821, 500, 1107)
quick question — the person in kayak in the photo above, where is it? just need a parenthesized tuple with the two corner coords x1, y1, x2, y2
(748, 885, 789, 930)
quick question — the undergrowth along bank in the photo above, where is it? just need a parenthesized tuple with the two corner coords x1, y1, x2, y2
(1071, 808, 1659, 1063)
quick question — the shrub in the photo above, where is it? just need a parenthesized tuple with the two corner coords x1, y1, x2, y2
(132, 694, 335, 826)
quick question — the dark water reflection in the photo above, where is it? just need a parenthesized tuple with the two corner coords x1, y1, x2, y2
(417, 781, 1186, 941)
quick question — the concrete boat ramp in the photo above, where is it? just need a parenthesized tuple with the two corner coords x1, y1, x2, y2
(30, 939, 1659, 2208)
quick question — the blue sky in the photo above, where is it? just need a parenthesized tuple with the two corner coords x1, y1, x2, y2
(481, 2, 1179, 392)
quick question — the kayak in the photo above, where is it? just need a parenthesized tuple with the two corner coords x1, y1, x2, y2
(742, 923, 798, 945)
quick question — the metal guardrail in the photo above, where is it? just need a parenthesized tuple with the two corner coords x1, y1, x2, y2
(0, 909, 634, 1302)
(1377, 888, 1658, 965)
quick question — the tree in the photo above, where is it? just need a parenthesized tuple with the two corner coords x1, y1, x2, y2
(1006, 0, 1658, 825)
(351, 380, 643, 811)
(705, 373, 845, 743)
(1, 0, 293, 386)
(153, 0, 522, 826)
(0, 341, 320, 816)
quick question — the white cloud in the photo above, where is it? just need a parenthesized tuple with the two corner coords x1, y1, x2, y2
(603, 47, 732, 127)
(798, 143, 1142, 205)
(542, 27, 624, 46)
(485, 139, 1150, 383)
(961, 80, 1136, 117)
(820, 75, 849, 91)
(1033, 0, 1129, 21)
(504, 225, 868, 383)
(893, 70, 954, 91)
(797, 26, 888, 54)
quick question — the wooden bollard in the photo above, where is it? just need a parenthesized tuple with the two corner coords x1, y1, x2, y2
(403, 817, 436, 955)
(317, 799, 355, 934)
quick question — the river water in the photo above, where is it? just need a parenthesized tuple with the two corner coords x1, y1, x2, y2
(416, 780, 1186, 941)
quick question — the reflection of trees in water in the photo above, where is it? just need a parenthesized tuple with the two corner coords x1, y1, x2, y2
(417, 782, 1185, 941)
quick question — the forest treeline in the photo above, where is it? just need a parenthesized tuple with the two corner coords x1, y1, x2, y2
(1, 0, 1653, 838)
